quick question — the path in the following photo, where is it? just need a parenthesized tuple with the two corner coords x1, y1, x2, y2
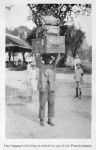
(5, 68, 91, 139)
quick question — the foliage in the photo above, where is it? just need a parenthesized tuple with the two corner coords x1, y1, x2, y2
(27, 4, 91, 27)
(27, 4, 91, 66)
(27, 25, 85, 58)
(57, 25, 85, 67)
(61, 25, 85, 57)
(6, 26, 31, 40)
(26, 27, 37, 44)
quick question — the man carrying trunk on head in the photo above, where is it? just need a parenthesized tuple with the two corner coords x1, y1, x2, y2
(36, 52, 60, 127)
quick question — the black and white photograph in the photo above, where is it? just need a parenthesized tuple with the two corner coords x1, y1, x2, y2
(4, 3, 92, 140)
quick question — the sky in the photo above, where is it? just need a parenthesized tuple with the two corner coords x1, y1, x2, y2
(5, 4, 92, 46)
(6, 4, 36, 30)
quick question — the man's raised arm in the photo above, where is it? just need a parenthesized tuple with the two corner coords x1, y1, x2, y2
(52, 53, 60, 67)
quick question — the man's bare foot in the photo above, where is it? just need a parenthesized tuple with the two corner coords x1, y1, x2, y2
(47, 119, 54, 127)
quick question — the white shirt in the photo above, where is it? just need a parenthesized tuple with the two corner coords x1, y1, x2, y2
(27, 68, 38, 91)
(28, 68, 37, 80)
(75, 68, 83, 81)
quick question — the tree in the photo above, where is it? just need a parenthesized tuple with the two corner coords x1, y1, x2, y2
(27, 4, 91, 66)
(27, 4, 91, 27)
(6, 28, 14, 35)
(6, 26, 31, 40)
(62, 25, 85, 57)
(26, 27, 37, 44)
(14, 26, 31, 40)
(57, 24, 85, 67)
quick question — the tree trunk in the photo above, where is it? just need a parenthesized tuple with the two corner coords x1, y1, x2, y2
(22, 52, 25, 66)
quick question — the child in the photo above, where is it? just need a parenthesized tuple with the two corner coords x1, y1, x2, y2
(74, 62, 84, 99)
(27, 61, 38, 103)
(27, 62, 31, 81)
(27, 62, 31, 73)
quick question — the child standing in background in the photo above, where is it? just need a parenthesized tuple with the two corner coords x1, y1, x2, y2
(74, 62, 84, 99)
(27, 61, 38, 103)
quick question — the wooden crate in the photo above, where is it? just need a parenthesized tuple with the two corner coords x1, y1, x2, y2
(32, 35, 65, 54)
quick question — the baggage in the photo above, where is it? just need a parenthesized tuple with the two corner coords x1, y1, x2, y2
(32, 35, 65, 54)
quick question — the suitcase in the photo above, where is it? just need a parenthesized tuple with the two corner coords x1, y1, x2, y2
(32, 35, 65, 54)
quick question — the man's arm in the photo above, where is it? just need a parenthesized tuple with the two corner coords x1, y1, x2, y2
(36, 52, 61, 68)
(52, 53, 60, 67)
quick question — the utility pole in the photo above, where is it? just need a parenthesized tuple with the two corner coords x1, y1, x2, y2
(5, 5, 13, 29)
(5, 5, 13, 67)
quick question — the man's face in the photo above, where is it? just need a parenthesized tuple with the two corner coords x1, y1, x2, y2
(42, 57, 51, 64)
(45, 58, 52, 64)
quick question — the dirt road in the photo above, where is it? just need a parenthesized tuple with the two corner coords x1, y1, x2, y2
(5, 68, 91, 139)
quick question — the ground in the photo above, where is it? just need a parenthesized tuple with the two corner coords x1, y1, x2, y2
(5, 68, 91, 139)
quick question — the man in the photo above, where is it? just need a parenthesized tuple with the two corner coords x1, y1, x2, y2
(36, 52, 60, 127)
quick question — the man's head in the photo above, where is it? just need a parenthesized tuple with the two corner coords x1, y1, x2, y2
(42, 54, 54, 65)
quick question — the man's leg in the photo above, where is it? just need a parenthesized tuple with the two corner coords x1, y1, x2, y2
(47, 90, 55, 126)
(39, 90, 47, 126)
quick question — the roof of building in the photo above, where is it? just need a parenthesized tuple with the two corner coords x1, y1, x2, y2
(6, 33, 32, 50)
